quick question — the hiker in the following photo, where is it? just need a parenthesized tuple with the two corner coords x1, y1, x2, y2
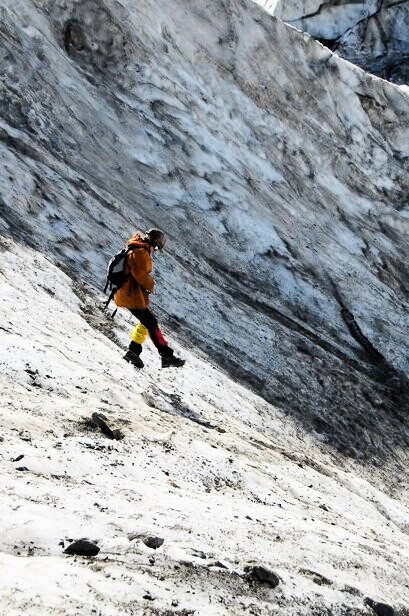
(114, 228, 185, 369)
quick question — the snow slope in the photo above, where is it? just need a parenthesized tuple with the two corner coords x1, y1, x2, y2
(0, 0, 409, 613)
(1, 239, 408, 615)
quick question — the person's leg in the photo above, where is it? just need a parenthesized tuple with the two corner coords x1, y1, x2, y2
(130, 308, 173, 357)
(123, 343, 144, 368)
(123, 318, 149, 368)
(130, 321, 149, 354)
(129, 309, 185, 367)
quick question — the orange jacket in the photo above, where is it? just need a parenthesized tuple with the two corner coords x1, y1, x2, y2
(114, 231, 154, 309)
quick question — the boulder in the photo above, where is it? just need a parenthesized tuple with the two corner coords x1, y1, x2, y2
(364, 598, 395, 616)
(64, 539, 100, 557)
(244, 565, 280, 588)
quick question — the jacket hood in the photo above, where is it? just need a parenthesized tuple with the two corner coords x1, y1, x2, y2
(127, 230, 149, 249)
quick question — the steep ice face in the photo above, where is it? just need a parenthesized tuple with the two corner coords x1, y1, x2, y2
(0, 0, 408, 474)
(337, 2, 409, 84)
(271, 0, 379, 39)
(256, 0, 409, 83)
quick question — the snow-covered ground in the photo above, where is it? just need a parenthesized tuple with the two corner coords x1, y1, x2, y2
(1, 240, 408, 615)
(0, 0, 409, 613)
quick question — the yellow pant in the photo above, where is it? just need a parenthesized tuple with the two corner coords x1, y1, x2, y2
(131, 321, 149, 345)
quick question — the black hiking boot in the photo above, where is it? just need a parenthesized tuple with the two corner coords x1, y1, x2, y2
(123, 350, 144, 369)
(161, 355, 185, 369)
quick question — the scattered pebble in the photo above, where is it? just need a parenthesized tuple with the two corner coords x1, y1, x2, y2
(12, 455, 24, 462)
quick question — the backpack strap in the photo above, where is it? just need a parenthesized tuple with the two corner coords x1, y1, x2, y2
(103, 287, 117, 310)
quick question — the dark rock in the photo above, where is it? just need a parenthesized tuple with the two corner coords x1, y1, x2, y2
(312, 573, 332, 586)
(364, 598, 395, 616)
(342, 585, 361, 596)
(190, 549, 207, 559)
(209, 560, 229, 569)
(25, 367, 38, 377)
(64, 539, 100, 557)
(91, 412, 124, 440)
(129, 533, 165, 549)
(244, 565, 280, 588)
(140, 535, 165, 550)
(300, 568, 333, 586)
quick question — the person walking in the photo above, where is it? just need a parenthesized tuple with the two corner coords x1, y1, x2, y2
(114, 228, 185, 369)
